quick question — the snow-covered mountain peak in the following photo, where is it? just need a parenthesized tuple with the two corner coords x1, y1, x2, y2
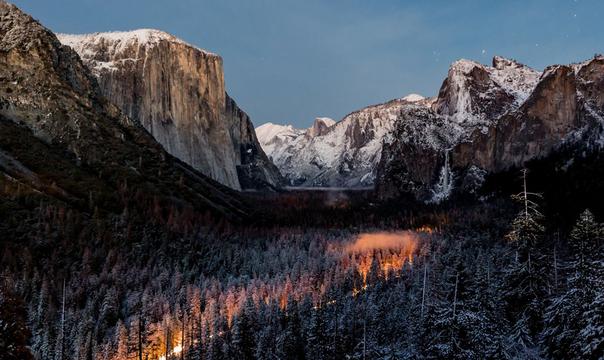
(449, 59, 483, 74)
(59, 28, 283, 190)
(402, 94, 425, 102)
(256, 123, 302, 143)
(309, 117, 336, 137)
(488, 56, 540, 104)
(256, 122, 305, 162)
(435, 55, 540, 125)
(492, 55, 528, 70)
(378, 55, 604, 202)
(258, 97, 413, 187)
(435, 59, 489, 122)
(314, 117, 336, 127)
(570, 54, 604, 76)
(257, 55, 543, 191)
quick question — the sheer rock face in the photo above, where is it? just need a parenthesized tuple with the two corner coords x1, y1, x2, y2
(453, 65, 581, 173)
(308, 117, 335, 137)
(376, 56, 604, 202)
(225, 94, 283, 190)
(0, 1, 249, 218)
(58, 30, 283, 190)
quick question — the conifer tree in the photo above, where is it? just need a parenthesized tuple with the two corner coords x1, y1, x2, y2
(307, 304, 328, 360)
(579, 290, 604, 359)
(542, 209, 604, 359)
(503, 170, 548, 347)
(230, 299, 256, 360)
(427, 250, 480, 359)
(281, 298, 305, 360)
(114, 320, 129, 360)
(468, 254, 507, 357)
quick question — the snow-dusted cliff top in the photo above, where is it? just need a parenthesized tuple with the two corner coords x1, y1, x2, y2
(256, 123, 303, 144)
(58, 29, 219, 58)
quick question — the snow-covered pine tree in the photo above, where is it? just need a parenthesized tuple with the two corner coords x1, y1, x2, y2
(468, 252, 508, 357)
(280, 297, 305, 360)
(254, 301, 281, 360)
(542, 209, 604, 359)
(426, 248, 482, 359)
(568, 209, 601, 289)
(32, 278, 54, 360)
(229, 296, 256, 360)
(503, 169, 548, 355)
(306, 302, 329, 360)
(206, 302, 225, 360)
(579, 289, 604, 359)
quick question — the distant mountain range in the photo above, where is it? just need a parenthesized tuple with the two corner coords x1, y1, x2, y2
(258, 55, 604, 202)
(257, 94, 428, 187)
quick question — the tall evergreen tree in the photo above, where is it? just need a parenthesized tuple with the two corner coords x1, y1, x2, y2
(468, 254, 508, 357)
(579, 289, 604, 359)
(280, 298, 305, 360)
(542, 209, 604, 359)
(229, 298, 256, 360)
(426, 250, 482, 359)
(503, 170, 548, 351)
(307, 304, 328, 360)
(32, 279, 54, 360)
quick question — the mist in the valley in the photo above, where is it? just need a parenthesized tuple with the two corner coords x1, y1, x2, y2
(345, 231, 420, 254)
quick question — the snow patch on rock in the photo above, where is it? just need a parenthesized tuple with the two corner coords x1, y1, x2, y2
(402, 94, 425, 102)
(59, 29, 218, 57)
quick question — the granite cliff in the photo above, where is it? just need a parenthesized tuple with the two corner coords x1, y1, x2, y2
(59, 30, 282, 190)
(377, 56, 604, 202)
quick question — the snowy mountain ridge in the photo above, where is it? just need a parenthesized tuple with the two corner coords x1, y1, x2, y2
(258, 55, 541, 189)
(257, 95, 431, 187)
(259, 54, 604, 201)
(433, 56, 540, 133)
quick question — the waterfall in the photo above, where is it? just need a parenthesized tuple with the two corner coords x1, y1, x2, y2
(429, 151, 454, 203)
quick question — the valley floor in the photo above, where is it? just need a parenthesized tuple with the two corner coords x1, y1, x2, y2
(1, 189, 603, 359)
